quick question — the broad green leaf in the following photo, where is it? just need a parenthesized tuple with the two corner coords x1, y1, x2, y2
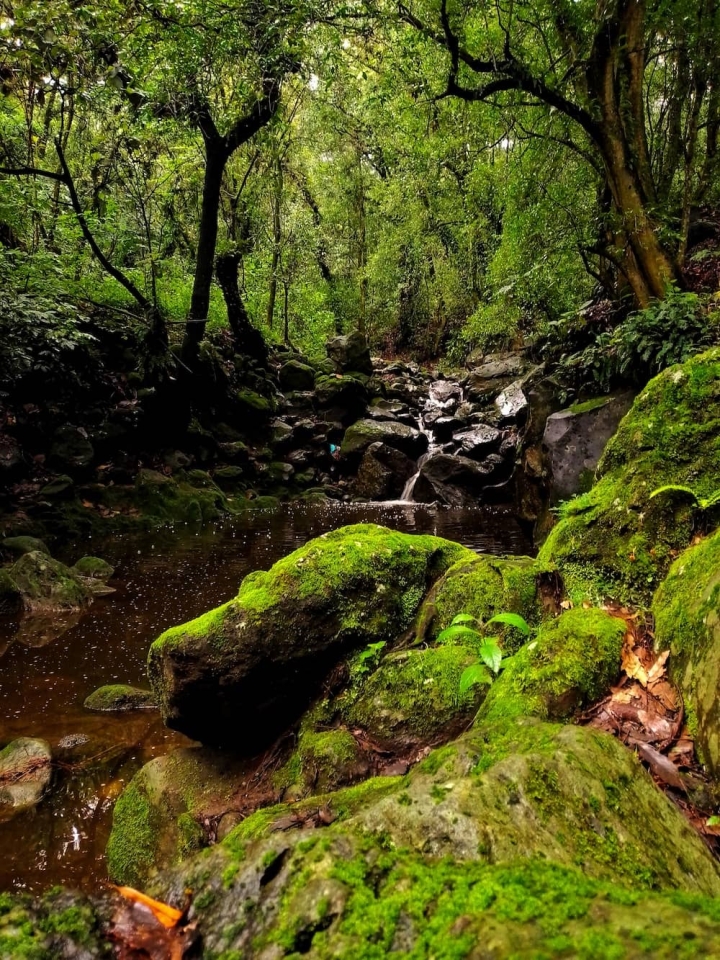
(459, 662, 492, 697)
(436, 624, 482, 645)
(451, 613, 477, 625)
(486, 612, 530, 635)
(479, 638, 502, 674)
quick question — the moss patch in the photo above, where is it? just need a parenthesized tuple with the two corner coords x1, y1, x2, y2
(539, 348, 720, 605)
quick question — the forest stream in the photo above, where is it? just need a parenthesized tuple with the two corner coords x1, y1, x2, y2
(0, 502, 530, 894)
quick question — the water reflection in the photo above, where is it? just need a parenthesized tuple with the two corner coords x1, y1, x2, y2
(0, 501, 531, 892)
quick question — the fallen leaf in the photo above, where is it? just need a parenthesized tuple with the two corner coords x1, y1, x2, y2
(646, 650, 669, 685)
(113, 886, 183, 928)
(621, 647, 648, 686)
(634, 742, 687, 790)
(649, 680, 679, 711)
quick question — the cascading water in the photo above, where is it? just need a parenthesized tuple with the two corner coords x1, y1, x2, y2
(401, 379, 464, 501)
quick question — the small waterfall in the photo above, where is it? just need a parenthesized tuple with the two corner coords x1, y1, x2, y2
(401, 379, 463, 502)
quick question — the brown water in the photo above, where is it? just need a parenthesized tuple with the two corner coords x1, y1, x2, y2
(0, 501, 532, 893)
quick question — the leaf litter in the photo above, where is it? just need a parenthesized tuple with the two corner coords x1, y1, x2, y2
(580, 604, 720, 852)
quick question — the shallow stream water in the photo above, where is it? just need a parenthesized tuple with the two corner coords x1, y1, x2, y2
(0, 501, 532, 893)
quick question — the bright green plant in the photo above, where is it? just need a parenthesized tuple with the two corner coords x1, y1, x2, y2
(649, 485, 720, 513)
(350, 641, 387, 683)
(436, 612, 530, 698)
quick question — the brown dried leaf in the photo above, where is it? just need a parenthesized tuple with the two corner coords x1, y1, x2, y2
(621, 647, 648, 686)
(634, 742, 687, 790)
(649, 680, 679, 712)
(646, 650, 670, 685)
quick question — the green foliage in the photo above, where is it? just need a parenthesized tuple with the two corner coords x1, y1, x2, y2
(0, 293, 97, 388)
(561, 291, 719, 391)
(649, 484, 720, 513)
(437, 611, 530, 699)
(350, 641, 387, 682)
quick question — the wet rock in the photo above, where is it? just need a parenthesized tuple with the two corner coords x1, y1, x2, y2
(340, 418, 428, 460)
(213, 465, 245, 490)
(49, 424, 94, 472)
(38, 474, 74, 499)
(0, 738, 52, 814)
(353, 442, 417, 500)
(107, 746, 249, 887)
(84, 684, 157, 712)
(279, 359, 316, 392)
(314, 374, 368, 424)
(494, 380, 529, 425)
(1, 536, 50, 558)
(72, 556, 114, 580)
(236, 388, 275, 421)
(147, 524, 470, 749)
(469, 354, 526, 382)
(429, 416, 463, 442)
(452, 424, 502, 460)
(542, 392, 636, 502)
(429, 380, 462, 405)
(274, 727, 367, 802)
(412, 453, 503, 506)
(326, 331, 373, 375)
(269, 418, 294, 452)
(5, 551, 92, 612)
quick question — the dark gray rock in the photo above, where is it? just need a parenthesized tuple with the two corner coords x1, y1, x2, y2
(431, 417, 464, 442)
(49, 424, 95, 471)
(543, 392, 635, 502)
(452, 424, 502, 460)
(353, 442, 417, 500)
(468, 354, 525, 383)
(494, 381, 529, 425)
(84, 684, 157, 712)
(326, 331, 373, 375)
(412, 453, 502, 506)
(340, 419, 428, 460)
(315, 375, 368, 425)
(279, 359, 316, 392)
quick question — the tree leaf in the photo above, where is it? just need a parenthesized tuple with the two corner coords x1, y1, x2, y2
(486, 612, 530, 635)
(479, 638, 502, 673)
(436, 624, 482, 645)
(459, 662, 492, 697)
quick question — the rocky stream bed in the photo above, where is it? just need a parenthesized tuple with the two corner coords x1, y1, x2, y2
(3, 342, 720, 957)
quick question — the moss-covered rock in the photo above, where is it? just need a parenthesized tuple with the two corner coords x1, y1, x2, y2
(148, 524, 471, 750)
(72, 555, 114, 580)
(653, 528, 720, 776)
(83, 684, 156, 712)
(149, 720, 720, 957)
(236, 388, 276, 419)
(340, 418, 428, 461)
(539, 348, 720, 605)
(274, 727, 366, 801)
(3, 551, 92, 612)
(0, 888, 105, 959)
(133, 469, 228, 524)
(478, 607, 625, 724)
(106, 746, 249, 888)
(413, 553, 555, 650)
(340, 645, 483, 748)
(0, 536, 50, 558)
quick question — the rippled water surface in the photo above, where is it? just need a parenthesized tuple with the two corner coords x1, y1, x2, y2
(0, 501, 532, 892)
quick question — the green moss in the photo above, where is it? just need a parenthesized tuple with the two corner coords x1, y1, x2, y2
(83, 684, 155, 712)
(653, 528, 720, 774)
(539, 348, 720, 605)
(415, 554, 552, 650)
(274, 728, 361, 798)
(478, 608, 625, 724)
(569, 396, 611, 415)
(106, 779, 159, 887)
(341, 645, 482, 745)
(72, 555, 114, 579)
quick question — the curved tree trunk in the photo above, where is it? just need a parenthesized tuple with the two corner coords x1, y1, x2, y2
(215, 251, 268, 365)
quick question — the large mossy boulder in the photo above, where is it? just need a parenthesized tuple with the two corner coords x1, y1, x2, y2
(653, 528, 720, 776)
(414, 553, 554, 647)
(314, 374, 368, 424)
(326, 330, 373, 375)
(133, 469, 227, 524)
(150, 720, 720, 957)
(352, 441, 417, 500)
(106, 747, 249, 888)
(148, 524, 471, 750)
(539, 348, 720, 605)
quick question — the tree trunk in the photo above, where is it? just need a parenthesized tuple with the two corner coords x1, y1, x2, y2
(215, 251, 268, 365)
(183, 143, 227, 363)
(266, 159, 283, 329)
